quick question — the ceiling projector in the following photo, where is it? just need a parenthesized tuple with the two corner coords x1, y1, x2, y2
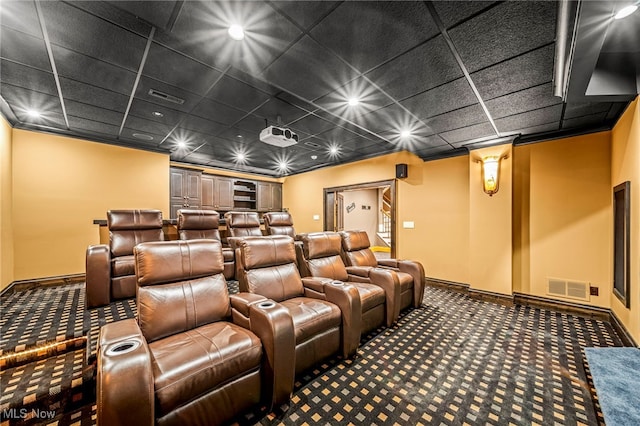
(260, 126, 298, 147)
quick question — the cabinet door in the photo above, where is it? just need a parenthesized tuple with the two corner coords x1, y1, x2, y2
(272, 183, 282, 211)
(215, 177, 234, 210)
(201, 175, 215, 210)
(185, 171, 201, 207)
(257, 181, 271, 211)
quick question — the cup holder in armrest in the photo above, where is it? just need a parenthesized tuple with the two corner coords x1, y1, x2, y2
(106, 340, 141, 356)
(331, 281, 344, 286)
(257, 301, 276, 309)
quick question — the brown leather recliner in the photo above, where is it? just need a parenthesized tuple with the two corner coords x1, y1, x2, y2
(340, 230, 426, 309)
(86, 209, 164, 308)
(97, 239, 295, 426)
(297, 232, 399, 335)
(263, 211, 296, 238)
(177, 209, 235, 280)
(234, 235, 361, 375)
(225, 211, 263, 238)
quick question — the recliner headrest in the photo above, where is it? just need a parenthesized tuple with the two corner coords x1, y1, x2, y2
(178, 210, 219, 230)
(301, 232, 342, 260)
(135, 240, 224, 286)
(239, 236, 296, 269)
(108, 209, 163, 230)
(224, 211, 260, 228)
(340, 230, 371, 251)
(264, 212, 293, 227)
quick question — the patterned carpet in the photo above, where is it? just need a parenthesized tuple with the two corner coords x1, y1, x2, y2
(0, 283, 626, 425)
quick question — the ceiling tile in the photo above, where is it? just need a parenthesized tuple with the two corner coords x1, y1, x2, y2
(205, 75, 271, 112)
(67, 115, 120, 137)
(59, 77, 130, 112)
(366, 36, 463, 101)
(442, 122, 496, 145)
(110, 1, 177, 30)
(143, 42, 223, 94)
(1, 84, 64, 119)
(564, 102, 612, 120)
(65, 100, 124, 126)
(128, 98, 186, 128)
(495, 104, 563, 133)
(432, 1, 498, 29)
(485, 82, 561, 119)
(251, 97, 308, 124)
(513, 122, 560, 137)
(135, 76, 203, 113)
(180, 115, 228, 135)
(288, 114, 334, 136)
(0, 26, 51, 71)
(425, 104, 487, 134)
(120, 127, 165, 145)
(448, 1, 556, 73)
(471, 44, 554, 101)
(0, 0, 43, 38)
(562, 112, 609, 130)
(355, 103, 429, 135)
(271, 1, 339, 31)
(190, 98, 247, 126)
(0, 59, 56, 96)
(72, 1, 152, 37)
(400, 78, 477, 119)
(262, 36, 358, 101)
(310, 1, 438, 72)
(124, 114, 173, 136)
(51, 45, 136, 95)
(40, 1, 148, 72)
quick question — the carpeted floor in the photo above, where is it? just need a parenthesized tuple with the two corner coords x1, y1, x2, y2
(0, 283, 627, 425)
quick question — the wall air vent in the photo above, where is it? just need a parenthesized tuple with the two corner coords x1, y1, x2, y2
(547, 277, 590, 301)
(148, 89, 185, 105)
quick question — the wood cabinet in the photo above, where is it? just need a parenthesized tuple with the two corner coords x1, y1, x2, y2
(257, 181, 282, 212)
(170, 167, 201, 219)
(202, 175, 234, 210)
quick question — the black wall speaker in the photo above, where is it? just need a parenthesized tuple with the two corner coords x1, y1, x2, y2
(396, 163, 408, 179)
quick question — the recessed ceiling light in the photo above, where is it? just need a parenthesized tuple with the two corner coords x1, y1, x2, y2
(347, 98, 359, 107)
(311, 155, 318, 160)
(132, 133, 154, 141)
(329, 145, 340, 156)
(236, 152, 246, 161)
(228, 24, 245, 41)
(277, 160, 288, 170)
(26, 109, 41, 118)
(614, 4, 638, 19)
(400, 130, 412, 138)
(152, 111, 164, 117)
(176, 140, 187, 148)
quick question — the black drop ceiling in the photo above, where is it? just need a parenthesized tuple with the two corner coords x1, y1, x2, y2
(0, 1, 637, 177)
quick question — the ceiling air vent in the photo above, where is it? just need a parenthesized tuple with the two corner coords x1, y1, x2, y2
(547, 277, 589, 301)
(148, 89, 185, 105)
(304, 141, 322, 148)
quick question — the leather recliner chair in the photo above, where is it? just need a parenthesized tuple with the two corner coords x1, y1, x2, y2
(224, 211, 263, 238)
(86, 209, 164, 308)
(297, 232, 400, 335)
(96, 239, 295, 425)
(234, 235, 361, 374)
(177, 209, 235, 280)
(263, 211, 296, 238)
(340, 230, 426, 309)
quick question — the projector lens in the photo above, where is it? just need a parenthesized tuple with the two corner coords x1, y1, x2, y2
(284, 129, 292, 139)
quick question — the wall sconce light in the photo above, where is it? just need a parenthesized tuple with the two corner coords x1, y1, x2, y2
(481, 156, 502, 196)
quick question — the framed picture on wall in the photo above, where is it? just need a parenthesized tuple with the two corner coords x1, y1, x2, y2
(613, 181, 631, 308)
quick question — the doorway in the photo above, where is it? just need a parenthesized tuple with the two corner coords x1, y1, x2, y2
(323, 179, 396, 258)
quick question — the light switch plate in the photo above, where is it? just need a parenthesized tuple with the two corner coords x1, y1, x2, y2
(313, 214, 320, 221)
(403, 221, 415, 229)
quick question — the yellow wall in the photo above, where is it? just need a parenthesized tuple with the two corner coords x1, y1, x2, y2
(1, 117, 14, 290)
(469, 144, 513, 295)
(611, 98, 639, 343)
(11, 130, 169, 280)
(525, 132, 611, 307)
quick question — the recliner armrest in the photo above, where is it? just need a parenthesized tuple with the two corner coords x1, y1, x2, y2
(398, 260, 426, 307)
(377, 258, 399, 269)
(241, 299, 295, 409)
(302, 277, 362, 359)
(345, 265, 374, 278)
(230, 292, 268, 318)
(97, 318, 154, 425)
(369, 268, 402, 327)
(86, 244, 111, 309)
